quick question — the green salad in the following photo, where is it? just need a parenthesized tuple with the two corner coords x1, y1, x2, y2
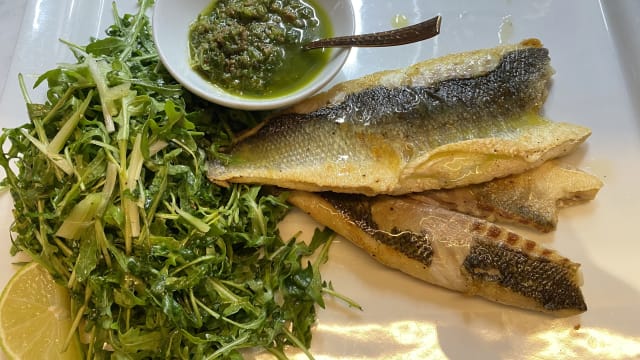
(0, 1, 357, 358)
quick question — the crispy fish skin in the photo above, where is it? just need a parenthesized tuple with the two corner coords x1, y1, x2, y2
(410, 161, 603, 232)
(209, 39, 591, 195)
(287, 191, 587, 316)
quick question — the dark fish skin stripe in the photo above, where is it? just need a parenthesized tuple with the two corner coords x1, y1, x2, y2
(320, 193, 434, 266)
(463, 239, 587, 312)
(320, 193, 377, 231)
(310, 47, 550, 123)
(245, 47, 551, 153)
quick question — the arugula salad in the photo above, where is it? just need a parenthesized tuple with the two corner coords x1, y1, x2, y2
(0, 0, 356, 358)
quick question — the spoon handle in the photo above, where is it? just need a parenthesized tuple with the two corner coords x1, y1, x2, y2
(303, 15, 442, 50)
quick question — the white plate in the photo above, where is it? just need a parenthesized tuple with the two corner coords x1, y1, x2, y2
(1, 1, 640, 359)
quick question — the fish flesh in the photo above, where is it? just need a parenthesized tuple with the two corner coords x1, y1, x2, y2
(209, 39, 591, 195)
(411, 161, 603, 232)
(287, 191, 587, 316)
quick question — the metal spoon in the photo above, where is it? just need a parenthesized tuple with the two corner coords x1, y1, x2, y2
(303, 15, 442, 50)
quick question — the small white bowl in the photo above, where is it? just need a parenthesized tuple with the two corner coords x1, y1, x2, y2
(153, 0, 354, 110)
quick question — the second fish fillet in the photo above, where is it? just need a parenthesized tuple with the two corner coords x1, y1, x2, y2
(209, 39, 590, 195)
(287, 191, 587, 316)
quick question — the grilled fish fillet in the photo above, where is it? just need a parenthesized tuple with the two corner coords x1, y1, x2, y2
(287, 191, 587, 316)
(209, 39, 591, 195)
(411, 161, 603, 232)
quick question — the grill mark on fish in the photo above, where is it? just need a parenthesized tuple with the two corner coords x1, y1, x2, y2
(486, 224, 502, 239)
(506, 232, 519, 245)
(321, 193, 434, 266)
(209, 40, 591, 195)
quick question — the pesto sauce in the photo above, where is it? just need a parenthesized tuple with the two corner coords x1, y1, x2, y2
(189, 0, 332, 99)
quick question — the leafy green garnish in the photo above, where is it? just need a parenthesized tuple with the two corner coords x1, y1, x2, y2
(0, 1, 357, 358)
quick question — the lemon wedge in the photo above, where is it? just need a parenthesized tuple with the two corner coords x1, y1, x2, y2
(0, 262, 82, 359)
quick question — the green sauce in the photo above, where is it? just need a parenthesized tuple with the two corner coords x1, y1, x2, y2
(189, 0, 332, 98)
